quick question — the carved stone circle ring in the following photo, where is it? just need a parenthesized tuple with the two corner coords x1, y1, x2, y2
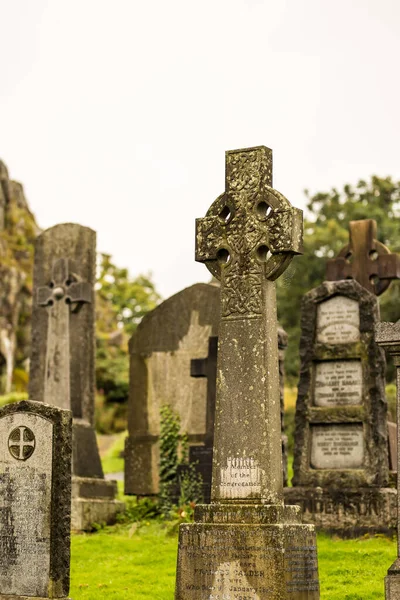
(8, 426, 36, 461)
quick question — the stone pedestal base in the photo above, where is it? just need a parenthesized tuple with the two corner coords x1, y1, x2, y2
(385, 559, 400, 599)
(175, 504, 320, 599)
(285, 487, 397, 537)
(71, 476, 125, 531)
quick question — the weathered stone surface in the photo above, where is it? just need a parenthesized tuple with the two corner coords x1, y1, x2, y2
(293, 279, 388, 489)
(175, 146, 319, 599)
(0, 400, 72, 599)
(124, 282, 220, 495)
(29, 224, 124, 530)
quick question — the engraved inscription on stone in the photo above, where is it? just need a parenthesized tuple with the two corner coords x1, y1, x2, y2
(220, 457, 261, 499)
(0, 412, 53, 598)
(310, 424, 364, 469)
(314, 360, 362, 407)
(316, 296, 360, 344)
(178, 527, 319, 599)
(8, 426, 36, 460)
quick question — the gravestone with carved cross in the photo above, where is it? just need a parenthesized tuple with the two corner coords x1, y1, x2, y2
(376, 320, 400, 599)
(175, 146, 320, 600)
(29, 223, 124, 531)
(326, 219, 400, 295)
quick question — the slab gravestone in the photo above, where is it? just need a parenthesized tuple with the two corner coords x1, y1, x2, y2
(175, 146, 320, 599)
(375, 321, 400, 599)
(186, 327, 289, 502)
(29, 223, 124, 531)
(285, 279, 396, 535)
(124, 282, 220, 496)
(0, 399, 72, 600)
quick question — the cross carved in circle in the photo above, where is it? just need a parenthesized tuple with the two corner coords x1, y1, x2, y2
(195, 146, 303, 319)
(8, 426, 36, 461)
(326, 219, 400, 296)
(37, 258, 92, 311)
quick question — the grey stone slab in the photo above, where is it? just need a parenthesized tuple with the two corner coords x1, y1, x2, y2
(0, 400, 72, 599)
(316, 295, 360, 344)
(310, 424, 364, 469)
(314, 360, 362, 407)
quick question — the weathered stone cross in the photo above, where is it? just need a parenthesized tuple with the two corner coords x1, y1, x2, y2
(326, 219, 400, 295)
(375, 320, 400, 598)
(37, 257, 92, 410)
(196, 146, 302, 504)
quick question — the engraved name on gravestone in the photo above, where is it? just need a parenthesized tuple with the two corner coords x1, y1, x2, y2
(0, 400, 72, 600)
(316, 296, 360, 344)
(314, 360, 362, 406)
(311, 425, 364, 469)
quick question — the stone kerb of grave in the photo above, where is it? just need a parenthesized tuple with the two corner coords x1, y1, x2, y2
(0, 399, 72, 600)
(285, 279, 396, 536)
(174, 146, 320, 600)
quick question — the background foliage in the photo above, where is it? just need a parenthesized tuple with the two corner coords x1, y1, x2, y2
(277, 176, 400, 383)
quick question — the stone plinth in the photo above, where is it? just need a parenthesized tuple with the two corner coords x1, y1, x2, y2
(71, 477, 123, 531)
(176, 505, 319, 599)
(385, 559, 400, 600)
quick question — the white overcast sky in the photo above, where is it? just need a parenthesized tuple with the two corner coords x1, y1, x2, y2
(1, 0, 399, 299)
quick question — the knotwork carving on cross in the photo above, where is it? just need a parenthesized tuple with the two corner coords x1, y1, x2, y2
(37, 258, 92, 312)
(326, 219, 400, 296)
(195, 146, 303, 319)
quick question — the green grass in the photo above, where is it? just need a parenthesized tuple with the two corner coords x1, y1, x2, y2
(71, 522, 396, 599)
(101, 431, 127, 474)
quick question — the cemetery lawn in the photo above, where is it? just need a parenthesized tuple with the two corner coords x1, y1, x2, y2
(71, 523, 396, 599)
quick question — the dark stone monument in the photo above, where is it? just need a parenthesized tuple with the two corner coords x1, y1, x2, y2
(376, 320, 400, 599)
(286, 219, 400, 535)
(174, 146, 320, 599)
(0, 399, 72, 599)
(29, 223, 124, 531)
(124, 282, 220, 496)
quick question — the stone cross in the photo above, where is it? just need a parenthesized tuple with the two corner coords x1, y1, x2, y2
(0, 399, 72, 600)
(376, 320, 400, 598)
(326, 219, 400, 295)
(190, 335, 218, 447)
(195, 145, 302, 505)
(37, 257, 92, 410)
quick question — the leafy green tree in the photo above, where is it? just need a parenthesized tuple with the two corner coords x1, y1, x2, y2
(95, 254, 161, 411)
(277, 176, 400, 383)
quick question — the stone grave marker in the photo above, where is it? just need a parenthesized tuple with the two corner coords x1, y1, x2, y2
(29, 223, 124, 531)
(124, 282, 220, 496)
(0, 399, 72, 599)
(186, 327, 289, 502)
(376, 320, 400, 598)
(174, 145, 320, 599)
(285, 279, 396, 535)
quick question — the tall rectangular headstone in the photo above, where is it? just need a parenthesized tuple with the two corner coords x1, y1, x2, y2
(29, 223, 124, 530)
(285, 279, 396, 535)
(174, 146, 320, 599)
(0, 399, 72, 599)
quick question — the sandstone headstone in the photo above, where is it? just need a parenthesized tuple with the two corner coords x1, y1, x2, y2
(124, 282, 220, 496)
(375, 320, 400, 599)
(285, 279, 395, 536)
(29, 223, 123, 531)
(0, 399, 72, 600)
(174, 145, 320, 599)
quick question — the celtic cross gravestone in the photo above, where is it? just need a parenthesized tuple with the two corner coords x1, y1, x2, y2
(0, 400, 72, 600)
(326, 219, 400, 295)
(174, 146, 320, 599)
(376, 321, 400, 599)
(29, 223, 124, 531)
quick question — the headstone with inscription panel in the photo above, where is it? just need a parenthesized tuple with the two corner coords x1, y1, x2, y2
(174, 146, 320, 600)
(0, 399, 72, 600)
(29, 223, 124, 531)
(285, 279, 396, 535)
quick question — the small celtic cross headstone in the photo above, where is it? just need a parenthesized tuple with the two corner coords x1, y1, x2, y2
(326, 219, 400, 295)
(37, 257, 92, 409)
